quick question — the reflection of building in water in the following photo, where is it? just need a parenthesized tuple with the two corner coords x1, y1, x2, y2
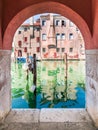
(37, 61, 78, 106)
(12, 14, 85, 60)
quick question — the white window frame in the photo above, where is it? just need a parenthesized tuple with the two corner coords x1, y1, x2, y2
(69, 33, 74, 40)
(42, 20, 46, 26)
(42, 34, 47, 40)
(61, 33, 65, 40)
(55, 20, 60, 26)
(62, 20, 66, 26)
(56, 33, 60, 40)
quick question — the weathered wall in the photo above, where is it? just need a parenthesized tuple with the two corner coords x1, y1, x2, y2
(0, 0, 3, 49)
(0, 50, 11, 121)
(86, 50, 98, 127)
(92, 0, 98, 48)
(86, 2, 98, 125)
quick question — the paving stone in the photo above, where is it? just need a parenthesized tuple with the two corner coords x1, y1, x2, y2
(5, 109, 40, 123)
(0, 122, 97, 130)
(0, 109, 97, 130)
(0, 123, 39, 130)
(40, 109, 92, 122)
(57, 122, 96, 130)
(39, 123, 58, 130)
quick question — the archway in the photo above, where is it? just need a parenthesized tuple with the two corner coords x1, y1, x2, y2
(1, 1, 95, 125)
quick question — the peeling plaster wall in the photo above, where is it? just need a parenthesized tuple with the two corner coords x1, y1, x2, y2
(86, 50, 98, 127)
(0, 50, 11, 121)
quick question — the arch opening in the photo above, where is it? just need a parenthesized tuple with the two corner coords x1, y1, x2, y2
(11, 13, 86, 109)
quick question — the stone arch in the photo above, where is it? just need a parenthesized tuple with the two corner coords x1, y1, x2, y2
(1, 1, 98, 126)
(3, 1, 92, 50)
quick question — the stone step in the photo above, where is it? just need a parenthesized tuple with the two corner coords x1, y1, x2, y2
(4, 109, 92, 123)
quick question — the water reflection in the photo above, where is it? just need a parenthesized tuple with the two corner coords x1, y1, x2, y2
(11, 60, 85, 108)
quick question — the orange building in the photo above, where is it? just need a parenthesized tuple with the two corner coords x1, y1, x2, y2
(13, 14, 85, 60)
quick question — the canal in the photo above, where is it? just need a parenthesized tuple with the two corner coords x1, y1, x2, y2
(11, 60, 85, 109)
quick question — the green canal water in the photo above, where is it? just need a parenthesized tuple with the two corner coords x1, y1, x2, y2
(11, 60, 85, 109)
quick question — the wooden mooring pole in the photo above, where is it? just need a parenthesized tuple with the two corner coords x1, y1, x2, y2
(33, 54, 36, 96)
(64, 53, 68, 87)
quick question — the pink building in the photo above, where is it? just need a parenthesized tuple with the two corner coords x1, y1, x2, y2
(13, 14, 85, 60)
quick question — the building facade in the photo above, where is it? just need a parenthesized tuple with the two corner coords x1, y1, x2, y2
(13, 14, 85, 60)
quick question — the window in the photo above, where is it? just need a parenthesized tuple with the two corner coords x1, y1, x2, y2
(56, 48, 60, 52)
(36, 47, 40, 52)
(55, 20, 60, 26)
(61, 33, 65, 40)
(24, 47, 27, 52)
(42, 20, 46, 26)
(69, 21, 74, 27)
(18, 41, 22, 47)
(69, 48, 73, 52)
(24, 37, 27, 42)
(36, 37, 40, 42)
(42, 48, 46, 52)
(62, 48, 65, 52)
(36, 27, 40, 31)
(42, 34, 46, 40)
(18, 31, 21, 34)
(69, 33, 74, 40)
(24, 27, 27, 31)
(56, 33, 60, 40)
(62, 20, 66, 26)
(18, 50, 22, 57)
